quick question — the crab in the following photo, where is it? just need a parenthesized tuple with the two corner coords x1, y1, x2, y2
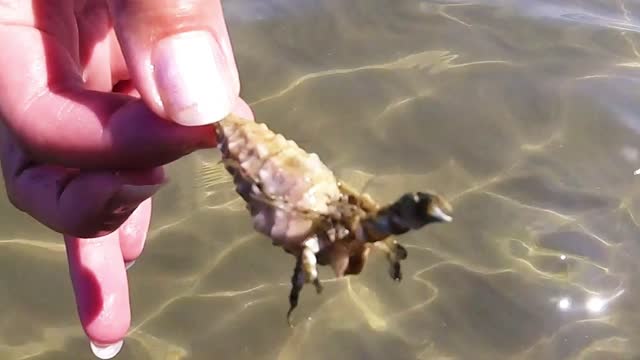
(214, 114, 453, 325)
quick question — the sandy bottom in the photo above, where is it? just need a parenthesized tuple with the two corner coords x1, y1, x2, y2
(3, 1, 640, 359)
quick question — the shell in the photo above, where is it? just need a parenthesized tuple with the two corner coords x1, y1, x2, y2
(213, 113, 453, 325)
(215, 114, 343, 247)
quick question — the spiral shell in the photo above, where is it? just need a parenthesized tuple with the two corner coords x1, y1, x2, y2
(215, 115, 342, 247)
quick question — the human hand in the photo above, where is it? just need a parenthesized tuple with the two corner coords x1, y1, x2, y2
(0, 0, 246, 358)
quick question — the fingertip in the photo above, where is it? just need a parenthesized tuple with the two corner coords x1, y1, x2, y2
(125, 260, 136, 270)
(64, 234, 131, 345)
(233, 98, 254, 120)
(90, 339, 125, 359)
(111, 0, 240, 127)
(119, 198, 152, 262)
(152, 30, 238, 126)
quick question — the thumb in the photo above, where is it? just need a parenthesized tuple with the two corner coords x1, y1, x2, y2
(109, 0, 240, 126)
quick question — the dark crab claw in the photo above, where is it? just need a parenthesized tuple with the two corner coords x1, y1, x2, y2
(389, 192, 453, 230)
(383, 192, 453, 232)
(417, 192, 453, 223)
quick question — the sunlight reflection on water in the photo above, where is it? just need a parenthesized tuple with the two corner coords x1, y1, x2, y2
(2, 1, 640, 359)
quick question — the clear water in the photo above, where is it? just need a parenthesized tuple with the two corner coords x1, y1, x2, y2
(3, 0, 640, 359)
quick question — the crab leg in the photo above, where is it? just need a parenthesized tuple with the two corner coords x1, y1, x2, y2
(301, 235, 323, 292)
(373, 239, 408, 281)
(286, 235, 324, 326)
(286, 258, 304, 326)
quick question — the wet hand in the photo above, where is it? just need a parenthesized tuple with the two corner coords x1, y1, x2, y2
(0, 0, 244, 358)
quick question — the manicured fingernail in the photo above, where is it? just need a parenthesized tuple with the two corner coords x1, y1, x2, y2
(125, 260, 136, 270)
(90, 340, 124, 359)
(153, 31, 234, 126)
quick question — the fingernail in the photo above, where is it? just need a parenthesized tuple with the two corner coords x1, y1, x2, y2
(125, 260, 136, 270)
(90, 340, 124, 359)
(153, 31, 234, 126)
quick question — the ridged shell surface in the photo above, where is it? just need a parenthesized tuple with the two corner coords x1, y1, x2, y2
(216, 115, 342, 247)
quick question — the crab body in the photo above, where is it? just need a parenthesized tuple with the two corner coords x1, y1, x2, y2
(214, 114, 452, 324)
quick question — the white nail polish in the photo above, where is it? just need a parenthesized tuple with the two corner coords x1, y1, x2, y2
(125, 260, 136, 270)
(153, 31, 234, 126)
(90, 340, 124, 359)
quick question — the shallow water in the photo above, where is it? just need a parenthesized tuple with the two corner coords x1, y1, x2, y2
(3, 0, 640, 359)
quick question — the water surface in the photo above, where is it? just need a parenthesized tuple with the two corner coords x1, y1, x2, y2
(3, 0, 640, 359)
